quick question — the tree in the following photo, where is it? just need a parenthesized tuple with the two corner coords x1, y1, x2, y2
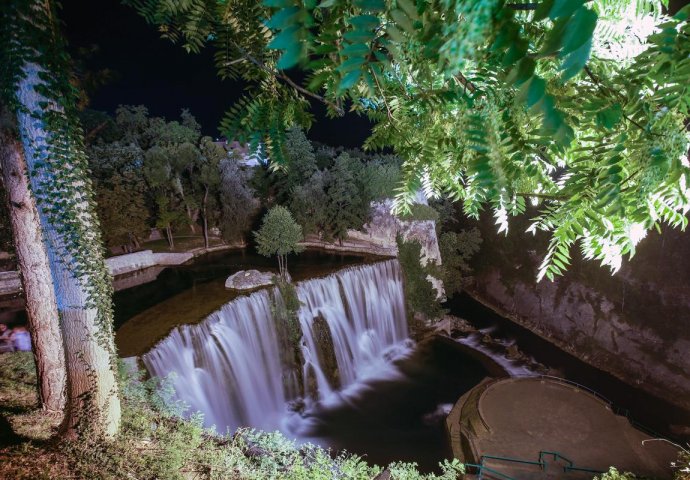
(326, 153, 368, 243)
(218, 151, 258, 244)
(290, 169, 331, 237)
(254, 205, 304, 280)
(95, 172, 150, 252)
(0, 105, 66, 414)
(438, 229, 483, 298)
(272, 127, 318, 203)
(1, 0, 120, 437)
(197, 137, 224, 248)
(129, 0, 690, 280)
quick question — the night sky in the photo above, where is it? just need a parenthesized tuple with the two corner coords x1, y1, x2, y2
(58, 0, 374, 147)
(59, 0, 689, 146)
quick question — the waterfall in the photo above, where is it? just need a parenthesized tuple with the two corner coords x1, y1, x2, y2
(142, 260, 410, 434)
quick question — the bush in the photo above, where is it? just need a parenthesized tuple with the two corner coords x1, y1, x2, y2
(0, 352, 467, 480)
(398, 204, 440, 222)
(438, 228, 483, 298)
(593, 467, 638, 480)
(396, 236, 445, 322)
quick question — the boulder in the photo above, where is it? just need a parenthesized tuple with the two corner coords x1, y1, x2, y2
(225, 270, 275, 290)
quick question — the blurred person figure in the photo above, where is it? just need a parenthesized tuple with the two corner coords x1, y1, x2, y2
(11, 325, 31, 352)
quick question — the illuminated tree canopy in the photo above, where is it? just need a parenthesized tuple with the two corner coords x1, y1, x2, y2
(128, 0, 690, 280)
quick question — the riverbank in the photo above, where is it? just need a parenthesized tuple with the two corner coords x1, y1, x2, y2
(0, 243, 238, 297)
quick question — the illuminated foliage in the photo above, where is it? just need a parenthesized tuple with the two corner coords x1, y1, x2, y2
(127, 0, 690, 279)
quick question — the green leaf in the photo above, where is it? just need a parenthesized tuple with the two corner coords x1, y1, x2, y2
(596, 103, 623, 130)
(318, 0, 339, 6)
(344, 28, 376, 42)
(307, 72, 331, 90)
(549, 0, 585, 19)
(526, 76, 546, 108)
(337, 56, 366, 73)
(386, 24, 406, 42)
(561, 8, 598, 56)
(268, 24, 300, 50)
(263, 0, 294, 7)
(391, 9, 415, 34)
(354, 0, 386, 11)
(349, 14, 380, 30)
(534, 0, 554, 21)
(342, 42, 371, 57)
(507, 57, 536, 86)
(266, 7, 301, 29)
(277, 44, 302, 69)
(338, 69, 362, 92)
(539, 16, 569, 56)
(560, 37, 592, 81)
(397, 0, 420, 21)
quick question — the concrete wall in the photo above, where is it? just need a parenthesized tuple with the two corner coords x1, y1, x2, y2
(463, 213, 690, 411)
(0, 245, 233, 296)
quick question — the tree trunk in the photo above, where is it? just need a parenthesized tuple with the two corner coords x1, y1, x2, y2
(202, 187, 209, 249)
(8, 1, 121, 438)
(0, 106, 66, 413)
(185, 204, 197, 234)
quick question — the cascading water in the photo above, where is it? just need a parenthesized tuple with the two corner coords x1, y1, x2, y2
(142, 260, 411, 435)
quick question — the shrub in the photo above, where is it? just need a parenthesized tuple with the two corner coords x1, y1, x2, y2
(396, 235, 445, 322)
(398, 204, 440, 222)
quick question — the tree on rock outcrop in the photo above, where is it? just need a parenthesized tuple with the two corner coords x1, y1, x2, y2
(254, 206, 304, 281)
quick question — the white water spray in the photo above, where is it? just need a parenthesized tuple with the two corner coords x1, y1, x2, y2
(142, 260, 410, 434)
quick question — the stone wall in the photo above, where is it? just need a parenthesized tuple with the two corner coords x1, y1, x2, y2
(463, 213, 690, 411)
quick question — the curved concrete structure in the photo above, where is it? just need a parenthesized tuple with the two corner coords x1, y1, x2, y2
(447, 376, 678, 479)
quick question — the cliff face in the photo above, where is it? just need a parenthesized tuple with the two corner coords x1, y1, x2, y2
(302, 199, 442, 261)
(301, 198, 445, 296)
(464, 214, 690, 411)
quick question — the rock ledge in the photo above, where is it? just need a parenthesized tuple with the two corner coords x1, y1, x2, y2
(225, 270, 275, 290)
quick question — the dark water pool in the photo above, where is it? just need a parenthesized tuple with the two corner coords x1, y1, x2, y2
(292, 337, 488, 472)
(447, 293, 690, 443)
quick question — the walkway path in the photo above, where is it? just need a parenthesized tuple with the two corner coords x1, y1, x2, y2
(448, 377, 678, 479)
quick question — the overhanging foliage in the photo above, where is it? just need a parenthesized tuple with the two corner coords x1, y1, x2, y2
(127, 0, 690, 280)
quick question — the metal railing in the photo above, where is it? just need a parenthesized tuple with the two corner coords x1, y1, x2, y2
(467, 450, 605, 479)
(481, 454, 545, 470)
(464, 463, 519, 480)
(539, 451, 605, 475)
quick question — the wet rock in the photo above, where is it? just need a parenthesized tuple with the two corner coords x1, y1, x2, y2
(506, 344, 523, 360)
(304, 364, 319, 401)
(287, 398, 306, 414)
(224, 270, 275, 290)
(312, 314, 340, 390)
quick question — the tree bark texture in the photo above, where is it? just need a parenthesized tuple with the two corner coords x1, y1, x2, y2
(0, 107, 66, 413)
(16, 21, 120, 437)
